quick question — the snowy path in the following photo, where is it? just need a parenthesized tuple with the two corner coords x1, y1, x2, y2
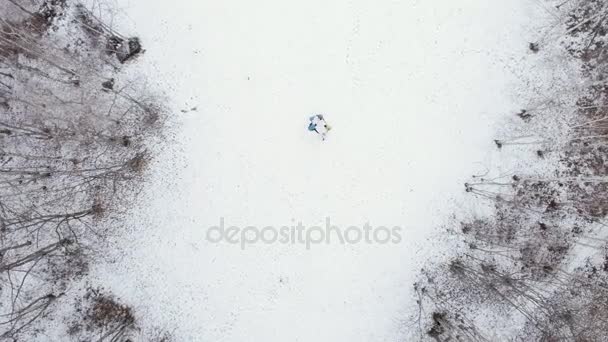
(94, 1, 536, 340)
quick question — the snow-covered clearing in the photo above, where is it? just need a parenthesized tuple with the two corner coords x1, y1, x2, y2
(93, 1, 540, 340)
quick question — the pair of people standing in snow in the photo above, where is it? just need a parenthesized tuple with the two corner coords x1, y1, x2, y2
(308, 114, 331, 140)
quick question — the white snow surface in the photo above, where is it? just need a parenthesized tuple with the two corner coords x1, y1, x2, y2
(91, 1, 544, 341)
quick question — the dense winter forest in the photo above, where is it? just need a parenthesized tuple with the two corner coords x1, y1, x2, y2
(0, 0, 169, 340)
(1, 0, 608, 341)
(414, 0, 608, 340)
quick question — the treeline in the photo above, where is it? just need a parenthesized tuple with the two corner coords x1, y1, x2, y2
(0, 1, 169, 340)
(413, 0, 608, 341)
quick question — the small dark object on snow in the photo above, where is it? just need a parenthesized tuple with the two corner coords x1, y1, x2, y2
(124, 38, 142, 61)
(181, 106, 198, 113)
(106, 36, 143, 63)
(121, 136, 131, 147)
(517, 109, 532, 121)
(102, 78, 114, 91)
(70, 76, 80, 87)
(494, 140, 503, 149)
(537, 150, 545, 158)
(547, 199, 559, 211)
(529, 42, 539, 53)
(106, 36, 122, 53)
(427, 312, 447, 338)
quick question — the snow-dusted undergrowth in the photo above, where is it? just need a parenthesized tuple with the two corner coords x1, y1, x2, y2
(414, 1, 608, 340)
(0, 1, 168, 340)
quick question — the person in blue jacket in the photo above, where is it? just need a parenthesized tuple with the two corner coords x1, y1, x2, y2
(308, 114, 331, 140)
